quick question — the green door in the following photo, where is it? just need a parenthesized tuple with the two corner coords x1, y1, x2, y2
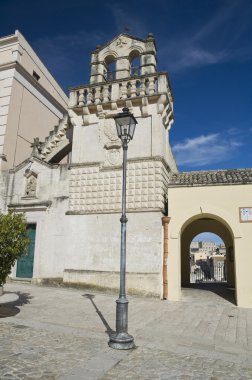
(16, 224, 36, 278)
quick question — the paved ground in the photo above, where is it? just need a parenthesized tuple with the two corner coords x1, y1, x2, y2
(0, 282, 252, 379)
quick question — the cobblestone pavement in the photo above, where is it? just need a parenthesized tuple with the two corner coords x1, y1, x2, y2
(100, 347, 252, 380)
(0, 282, 252, 379)
(0, 322, 104, 379)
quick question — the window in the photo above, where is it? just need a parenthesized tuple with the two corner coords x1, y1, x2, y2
(33, 71, 40, 81)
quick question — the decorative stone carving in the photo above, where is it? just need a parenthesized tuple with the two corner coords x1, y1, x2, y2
(31, 137, 42, 157)
(24, 170, 38, 197)
(98, 118, 122, 166)
(105, 148, 121, 166)
(103, 120, 120, 142)
(116, 37, 128, 48)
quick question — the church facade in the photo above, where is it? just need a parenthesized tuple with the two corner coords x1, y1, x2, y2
(1, 33, 252, 308)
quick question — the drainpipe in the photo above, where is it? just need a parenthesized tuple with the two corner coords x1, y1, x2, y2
(162, 216, 171, 300)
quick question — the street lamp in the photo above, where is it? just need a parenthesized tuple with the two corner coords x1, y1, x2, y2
(108, 107, 138, 350)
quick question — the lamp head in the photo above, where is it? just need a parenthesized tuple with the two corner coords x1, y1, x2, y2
(114, 107, 138, 142)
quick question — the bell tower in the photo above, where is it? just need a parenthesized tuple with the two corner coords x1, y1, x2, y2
(68, 32, 177, 216)
(65, 33, 178, 297)
(90, 33, 157, 84)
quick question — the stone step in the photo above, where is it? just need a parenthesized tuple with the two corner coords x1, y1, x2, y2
(7, 277, 32, 284)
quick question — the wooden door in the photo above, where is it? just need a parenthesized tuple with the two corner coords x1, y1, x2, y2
(16, 224, 36, 278)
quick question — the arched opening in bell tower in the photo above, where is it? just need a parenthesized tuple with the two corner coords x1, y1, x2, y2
(129, 50, 141, 77)
(104, 55, 116, 81)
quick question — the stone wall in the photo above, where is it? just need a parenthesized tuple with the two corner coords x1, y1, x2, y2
(68, 158, 169, 214)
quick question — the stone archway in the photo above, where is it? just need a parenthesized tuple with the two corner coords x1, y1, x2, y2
(180, 214, 236, 302)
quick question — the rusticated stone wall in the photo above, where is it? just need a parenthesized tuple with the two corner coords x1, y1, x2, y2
(68, 158, 169, 213)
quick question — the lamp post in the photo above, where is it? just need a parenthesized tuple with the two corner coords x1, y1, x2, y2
(108, 107, 137, 350)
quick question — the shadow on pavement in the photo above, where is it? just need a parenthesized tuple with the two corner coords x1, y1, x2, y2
(83, 293, 115, 336)
(0, 292, 32, 318)
(183, 283, 236, 305)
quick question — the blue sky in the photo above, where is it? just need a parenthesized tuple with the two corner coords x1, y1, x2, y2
(1, 0, 252, 172)
(192, 233, 224, 244)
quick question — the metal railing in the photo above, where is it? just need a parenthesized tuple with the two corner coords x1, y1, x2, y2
(105, 70, 116, 81)
(190, 261, 227, 283)
(104, 67, 140, 81)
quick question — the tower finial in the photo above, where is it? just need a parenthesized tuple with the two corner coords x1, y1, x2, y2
(147, 32, 154, 40)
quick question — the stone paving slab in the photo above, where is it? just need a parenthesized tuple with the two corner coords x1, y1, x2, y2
(0, 323, 125, 380)
(0, 282, 252, 379)
(100, 347, 252, 380)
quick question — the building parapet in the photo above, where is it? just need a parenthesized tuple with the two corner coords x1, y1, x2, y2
(69, 72, 173, 110)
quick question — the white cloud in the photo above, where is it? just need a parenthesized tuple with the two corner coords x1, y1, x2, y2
(227, 127, 240, 136)
(159, 38, 228, 73)
(172, 133, 242, 167)
(171, 47, 227, 71)
(159, 1, 252, 72)
(191, 1, 239, 44)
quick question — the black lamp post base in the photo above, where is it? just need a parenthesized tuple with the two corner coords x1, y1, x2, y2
(108, 332, 135, 350)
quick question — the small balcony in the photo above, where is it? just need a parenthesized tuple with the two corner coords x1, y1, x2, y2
(69, 72, 171, 109)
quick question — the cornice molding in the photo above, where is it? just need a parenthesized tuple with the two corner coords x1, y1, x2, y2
(0, 62, 67, 117)
(9, 156, 59, 173)
(8, 200, 52, 212)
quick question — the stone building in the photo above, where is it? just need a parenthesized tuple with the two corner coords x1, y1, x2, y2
(199, 241, 217, 253)
(0, 30, 68, 170)
(6, 32, 175, 297)
(1, 32, 252, 308)
(190, 241, 219, 253)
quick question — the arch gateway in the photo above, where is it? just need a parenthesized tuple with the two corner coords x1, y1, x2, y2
(1, 33, 252, 308)
(168, 171, 252, 307)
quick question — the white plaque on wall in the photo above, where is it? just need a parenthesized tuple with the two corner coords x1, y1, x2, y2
(239, 207, 252, 222)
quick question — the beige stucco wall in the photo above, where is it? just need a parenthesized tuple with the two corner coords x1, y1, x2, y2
(0, 31, 68, 169)
(0, 170, 9, 212)
(3, 79, 61, 168)
(167, 184, 252, 308)
(0, 31, 68, 107)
